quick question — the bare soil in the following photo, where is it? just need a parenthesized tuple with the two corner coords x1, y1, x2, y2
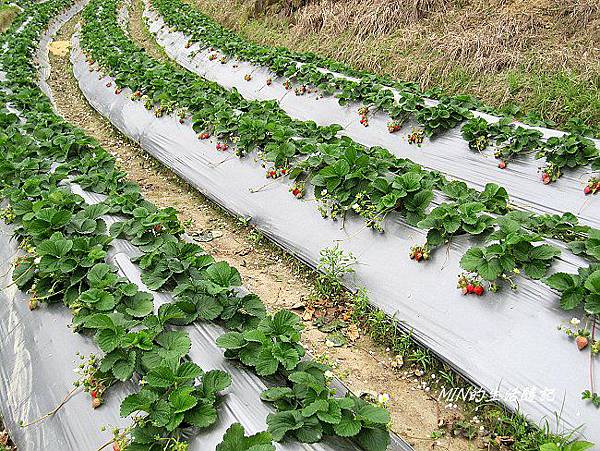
(45, 9, 474, 450)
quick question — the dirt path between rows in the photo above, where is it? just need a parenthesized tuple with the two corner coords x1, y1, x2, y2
(44, 8, 472, 450)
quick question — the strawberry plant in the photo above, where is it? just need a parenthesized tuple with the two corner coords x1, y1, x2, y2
(538, 134, 598, 177)
(120, 365, 231, 445)
(504, 211, 591, 245)
(416, 201, 494, 251)
(582, 390, 600, 408)
(494, 126, 543, 161)
(132, 236, 216, 290)
(261, 362, 390, 449)
(216, 310, 305, 376)
(216, 423, 274, 451)
(461, 117, 492, 151)
(544, 265, 600, 314)
(173, 276, 265, 329)
(568, 229, 600, 262)
(416, 96, 474, 137)
(109, 206, 184, 246)
(388, 92, 423, 126)
(460, 218, 561, 286)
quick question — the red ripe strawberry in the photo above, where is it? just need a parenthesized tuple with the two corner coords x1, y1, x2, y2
(576, 335, 589, 351)
(466, 284, 475, 294)
(113, 443, 120, 451)
(222, 144, 229, 150)
(414, 252, 423, 262)
(292, 188, 300, 197)
(281, 169, 287, 175)
(473, 285, 484, 296)
(216, 143, 222, 150)
(498, 161, 506, 169)
(584, 185, 592, 195)
(542, 174, 551, 184)
(91, 390, 97, 399)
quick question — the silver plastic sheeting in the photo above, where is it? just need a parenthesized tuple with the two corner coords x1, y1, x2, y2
(143, 5, 600, 230)
(70, 26, 600, 445)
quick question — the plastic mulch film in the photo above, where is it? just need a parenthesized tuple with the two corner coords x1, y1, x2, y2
(143, 4, 600, 231)
(70, 26, 600, 445)
(0, 6, 411, 451)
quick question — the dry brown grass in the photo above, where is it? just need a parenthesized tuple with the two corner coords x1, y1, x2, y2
(0, 5, 18, 33)
(294, 0, 453, 38)
(554, 0, 600, 28)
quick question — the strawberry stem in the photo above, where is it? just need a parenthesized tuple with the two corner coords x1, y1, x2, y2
(20, 386, 81, 428)
(590, 318, 596, 395)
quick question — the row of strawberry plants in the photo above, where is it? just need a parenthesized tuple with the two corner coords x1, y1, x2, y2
(86, 0, 600, 409)
(0, 2, 238, 449)
(0, 1, 393, 449)
(81, 0, 600, 295)
(148, 0, 600, 189)
(461, 117, 600, 187)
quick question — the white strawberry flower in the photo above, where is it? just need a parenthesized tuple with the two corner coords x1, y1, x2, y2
(34, 256, 41, 264)
(324, 370, 334, 379)
(377, 393, 390, 405)
(570, 317, 581, 326)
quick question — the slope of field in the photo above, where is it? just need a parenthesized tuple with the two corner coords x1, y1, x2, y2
(188, 0, 600, 133)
